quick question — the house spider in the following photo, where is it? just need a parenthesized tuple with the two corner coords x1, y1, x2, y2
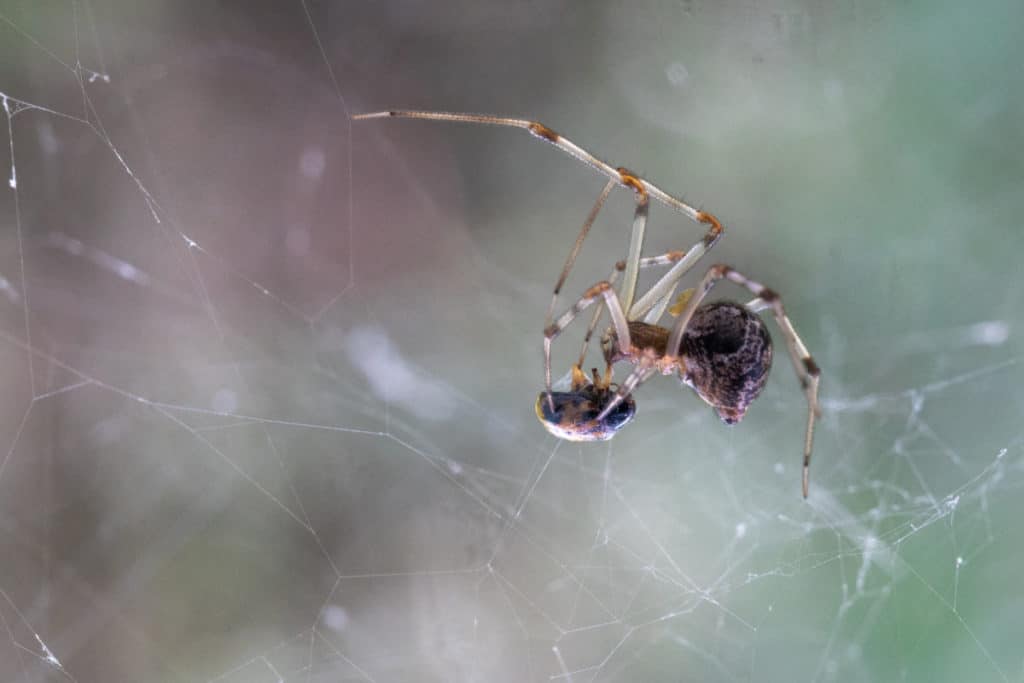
(354, 110, 821, 497)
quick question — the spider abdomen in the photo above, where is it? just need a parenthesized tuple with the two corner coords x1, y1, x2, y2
(681, 301, 772, 424)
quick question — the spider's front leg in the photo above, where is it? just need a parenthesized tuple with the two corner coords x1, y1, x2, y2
(537, 278, 639, 441)
(593, 350, 659, 423)
(544, 280, 633, 403)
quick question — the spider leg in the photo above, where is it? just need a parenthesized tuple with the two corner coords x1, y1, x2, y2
(628, 234, 717, 323)
(546, 180, 617, 329)
(744, 297, 771, 313)
(576, 264, 624, 372)
(574, 187, 651, 369)
(666, 265, 821, 498)
(576, 242, 711, 376)
(594, 358, 657, 422)
(545, 281, 633, 406)
(618, 181, 650, 315)
(645, 282, 682, 324)
(353, 110, 725, 243)
(545, 175, 653, 397)
(540, 180, 620, 410)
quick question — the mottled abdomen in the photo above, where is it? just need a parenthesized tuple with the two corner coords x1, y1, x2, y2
(681, 302, 772, 424)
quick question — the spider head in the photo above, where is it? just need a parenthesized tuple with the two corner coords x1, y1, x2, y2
(535, 387, 636, 442)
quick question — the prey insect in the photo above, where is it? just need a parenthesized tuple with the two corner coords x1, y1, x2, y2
(534, 365, 637, 442)
(355, 109, 821, 497)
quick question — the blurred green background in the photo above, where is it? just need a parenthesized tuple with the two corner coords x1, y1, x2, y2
(1, 1, 1022, 681)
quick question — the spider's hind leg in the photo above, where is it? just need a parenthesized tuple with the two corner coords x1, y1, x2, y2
(667, 264, 821, 498)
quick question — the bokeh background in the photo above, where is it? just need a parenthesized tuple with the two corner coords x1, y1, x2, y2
(1, 1, 1023, 681)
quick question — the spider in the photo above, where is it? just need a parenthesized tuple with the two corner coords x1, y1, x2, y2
(354, 110, 821, 497)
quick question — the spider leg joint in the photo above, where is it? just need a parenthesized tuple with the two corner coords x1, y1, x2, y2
(527, 122, 559, 143)
(616, 167, 648, 197)
(696, 211, 724, 243)
(581, 281, 613, 299)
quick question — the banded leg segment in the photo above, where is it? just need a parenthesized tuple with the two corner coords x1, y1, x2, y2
(618, 177, 650, 316)
(573, 178, 650, 368)
(546, 179, 617, 329)
(353, 110, 726, 242)
(545, 174, 652, 399)
(629, 235, 717, 323)
(544, 281, 633, 409)
(594, 362, 657, 424)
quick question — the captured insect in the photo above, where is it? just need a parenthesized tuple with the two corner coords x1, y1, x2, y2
(355, 110, 821, 497)
(534, 365, 637, 442)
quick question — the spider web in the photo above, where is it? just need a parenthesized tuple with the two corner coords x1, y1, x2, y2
(1, 2, 1023, 682)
